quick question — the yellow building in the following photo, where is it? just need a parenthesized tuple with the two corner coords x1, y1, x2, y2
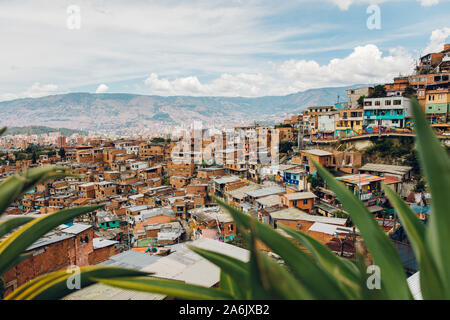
(335, 109, 364, 137)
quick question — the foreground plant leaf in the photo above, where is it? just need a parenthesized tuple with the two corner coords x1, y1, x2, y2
(0, 205, 102, 276)
(279, 224, 361, 299)
(214, 197, 349, 299)
(94, 277, 234, 300)
(310, 158, 411, 300)
(5, 266, 148, 300)
(220, 271, 248, 299)
(187, 245, 250, 290)
(0, 166, 70, 216)
(0, 216, 34, 238)
(383, 183, 446, 299)
(246, 219, 315, 300)
(410, 98, 450, 295)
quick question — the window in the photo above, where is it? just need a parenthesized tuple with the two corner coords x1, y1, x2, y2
(303, 199, 308, 205)
(375, 101, 381, 106)
(385, 100, 391, 106)
(393, 100, 401, 105)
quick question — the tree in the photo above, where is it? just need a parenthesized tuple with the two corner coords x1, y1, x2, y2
(162, 176, 170, 185)
(333, 210, 349, 218)
(307, 173, 324, 192)
(31, 151, 37, 164)
(58, 147, 66, 160)
(279, 141, 294, 154)
(150, 137, 166, 143)
(369, 85, 387, 98)
(413, 179, 426, 193)
(404, 150, 421, 174)
(357, 95, 366, 107)
(403, 86, 417, 98)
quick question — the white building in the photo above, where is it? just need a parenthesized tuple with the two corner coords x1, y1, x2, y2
(363, 96, 413, 128)
(317, 111, 339, 133)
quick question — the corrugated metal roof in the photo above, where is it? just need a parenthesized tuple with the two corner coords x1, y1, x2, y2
(256, 194, 281, 207)
(270, 208, 347, 225)
(303, 149, 332, 156)
(308, 222, 356, 235)
(213, 176, 240, 184)
(283, 192, 317, 201)
(61, 223, 92, 235)
(226, 184, 261, 200)
(245, 186, 285, 198)
(26, 232, 74, 251)
(93, 238, 118, 249)
(99, 250, 161, 269)
(359, 163, 413, 175)
(64, 238, 249, 301)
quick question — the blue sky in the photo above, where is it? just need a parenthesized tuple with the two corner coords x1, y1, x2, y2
(0, 0, 449, 100)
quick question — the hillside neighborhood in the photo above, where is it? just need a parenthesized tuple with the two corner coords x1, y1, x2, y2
(1, 43, 449, 300)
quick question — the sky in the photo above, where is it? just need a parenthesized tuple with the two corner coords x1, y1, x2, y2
(0, 0, 450, 101)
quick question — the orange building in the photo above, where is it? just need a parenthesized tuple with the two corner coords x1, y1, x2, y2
(167, 161, 196, 178)
(78, 182, 96, 199)
(277, 126, 295, 141)
(292, 149, 333, 174)
(281, 192, 317, 214)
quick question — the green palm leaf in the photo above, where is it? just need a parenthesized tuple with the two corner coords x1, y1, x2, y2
(5, 266, 148, 300)
(0, 205, 101, 276)
(214, 197, 349, 299)
(410, 98, 450, 293)
(0, 216, 34, 238)
(382, 183, 446, 299)
(94, 277, 233, 300)
(310, 158, 411, 299)
(279, 224, 361, 299)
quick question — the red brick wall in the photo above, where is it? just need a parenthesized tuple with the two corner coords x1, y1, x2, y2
(2, 228, 94, 297)
(88, 245, 115, 265)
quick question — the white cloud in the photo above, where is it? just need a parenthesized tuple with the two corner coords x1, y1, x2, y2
(0, 1, 445, 99)
(95, 84, 109, 93)
(23, 82, 59, 98)
(277, 44, 414, 90)
(329, 0, 385, 10)
(423, 27, 450, 55)
(0, 93, 19, 102)
(144, 72, 292, 97)
(0, 82, 59, 102)
(328, 0, 439, 10)
(144, 44, 415, 96)
(418, 0, 439, 7)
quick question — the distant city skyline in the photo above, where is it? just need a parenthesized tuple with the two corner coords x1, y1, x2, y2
(1, 0, 450, 101)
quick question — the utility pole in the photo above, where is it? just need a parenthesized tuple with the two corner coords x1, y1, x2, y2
(352, 227, 356, 260)
(358, 171, 362, 201)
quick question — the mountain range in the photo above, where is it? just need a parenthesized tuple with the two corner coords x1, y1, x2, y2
(0, 85, 368, 133)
